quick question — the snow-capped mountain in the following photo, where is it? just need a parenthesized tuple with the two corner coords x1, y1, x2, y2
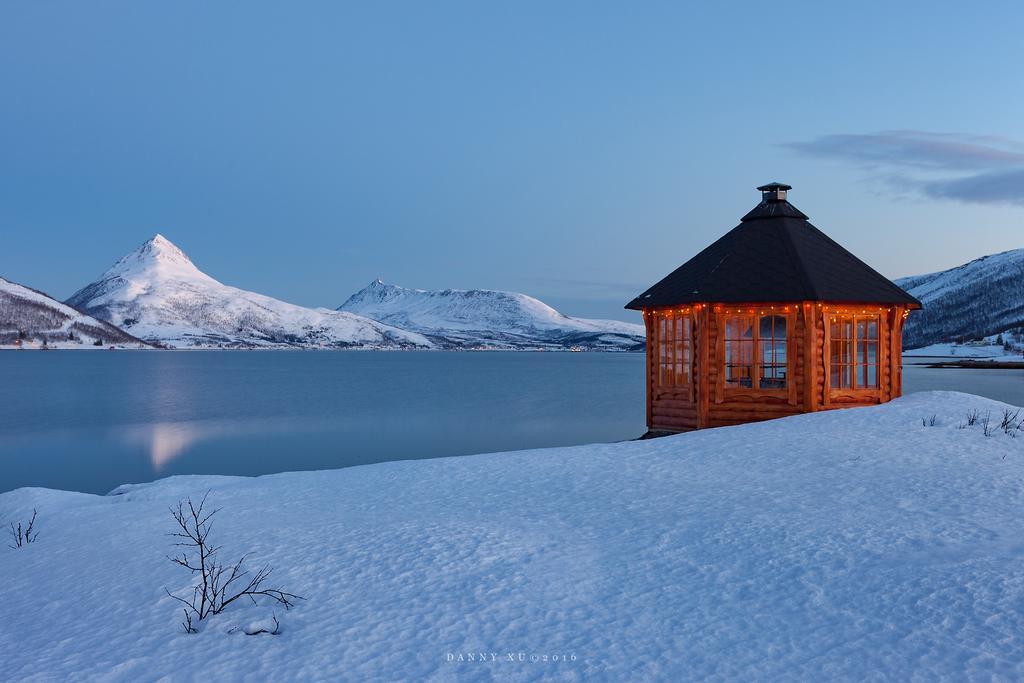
(896, 248, 1024, 349)
(338, 280, 645, 350)
(66, 235, 431, 349)
(1, 276, 143, 348)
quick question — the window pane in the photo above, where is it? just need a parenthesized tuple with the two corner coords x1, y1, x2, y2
(867, 320, 878, 340)
(655, 313, 693, 388)
(857, 363, 866, 388)
(760, 367, 786, 389)
(759, 314, 786, 340)
(727, 317, 753, 340)
(867, 364, 877, 387)
(724, 316, 754, 388)
(831, 339, 842, 366)
(725, 342, 753, 386)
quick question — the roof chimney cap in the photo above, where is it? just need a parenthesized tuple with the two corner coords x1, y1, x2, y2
(757, 182, 791, 202)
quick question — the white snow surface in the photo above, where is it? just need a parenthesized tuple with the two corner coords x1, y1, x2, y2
(0, 276, 143, 348)
(338, 279, 645, 349)
(906, 341, 1024, 362)
(4, 392, 1024, 680)
(896, 248, 1024, 301)
(65, 235, 431, 349)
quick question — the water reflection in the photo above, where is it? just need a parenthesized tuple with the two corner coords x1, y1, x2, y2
(124, 421, 236, 471)
(121, 417, 333, 472)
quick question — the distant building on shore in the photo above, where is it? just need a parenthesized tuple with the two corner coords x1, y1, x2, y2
(626, 182, 922, 433)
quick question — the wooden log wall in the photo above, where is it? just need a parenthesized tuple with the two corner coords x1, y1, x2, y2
(645, 302, 912, 432)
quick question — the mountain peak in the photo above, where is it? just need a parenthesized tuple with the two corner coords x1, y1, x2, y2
(134, 234, 193, 264)
(101, 234, 196, 275)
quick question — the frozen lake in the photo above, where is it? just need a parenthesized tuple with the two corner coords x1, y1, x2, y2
(1, 351, 1021, 494)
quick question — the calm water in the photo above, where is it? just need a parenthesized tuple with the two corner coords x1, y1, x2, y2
(1, 352, 1021, 495)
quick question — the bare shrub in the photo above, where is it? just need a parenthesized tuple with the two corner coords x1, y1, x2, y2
(8, 509, 39, 549)
(981, 411, 993, 437)
(966, 409, 980, 426)
(1000, 409, 1021, 435)
(921, 414, 937, 427)
(165, 493, 303, 634)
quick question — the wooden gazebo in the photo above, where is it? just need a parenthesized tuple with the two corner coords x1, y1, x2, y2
(626, 183, 922, 433)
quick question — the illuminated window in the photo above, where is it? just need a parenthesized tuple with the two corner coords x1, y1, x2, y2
(759, 315, 787, 389)
(656, 313, 691, 388)
(724, 316, 754, 387)
(724, 314, 788, 390)
(830, 315, 879, 389)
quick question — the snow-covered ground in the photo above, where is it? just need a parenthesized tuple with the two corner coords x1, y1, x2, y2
(905, 338, 1024, 363)
(3, 391, 1024, 680)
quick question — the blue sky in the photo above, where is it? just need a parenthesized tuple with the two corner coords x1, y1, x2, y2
(2, 1, 1023, 322)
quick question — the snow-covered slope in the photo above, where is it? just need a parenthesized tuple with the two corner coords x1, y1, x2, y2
(65, 236, 430, 349)
(338, 279, 645, 350)
(3, 391, 1024, 680)
(897, 248, 1024, 349)
(0, 276, 144, 348)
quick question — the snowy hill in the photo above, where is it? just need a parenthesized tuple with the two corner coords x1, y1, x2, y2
(897, 248, 1024, 349)
(338, 279, 645, 350)
(3, 391, 1024, 679)
(65, 236, 431, 349)
(0, 276, 143, 348)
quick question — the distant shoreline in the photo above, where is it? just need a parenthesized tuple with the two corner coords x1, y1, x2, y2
(909, 358, 1024, 369)
(0, 346, 643, 353)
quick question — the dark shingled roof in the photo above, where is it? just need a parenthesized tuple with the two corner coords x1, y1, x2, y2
(625, 186, 922, 310)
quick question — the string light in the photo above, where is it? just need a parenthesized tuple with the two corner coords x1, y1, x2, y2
(646, 304, 903, 318)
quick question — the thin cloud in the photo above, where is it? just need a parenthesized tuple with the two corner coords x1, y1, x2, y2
(922, 168, 1024, 205)
(784, 130, 1024, 205)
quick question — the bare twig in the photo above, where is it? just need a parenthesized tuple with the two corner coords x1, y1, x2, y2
(1000, 409, 1021, 435)
(243, 612, 281, 636)
(982, 411, 993, 437)
(8, 509, 39, 549)
(164, 494, 303, 633)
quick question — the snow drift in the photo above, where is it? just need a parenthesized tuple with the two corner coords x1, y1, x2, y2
(65, 235, 431, 349)
(338, 279, 645, 350)
(3, 391, 1024, 680)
